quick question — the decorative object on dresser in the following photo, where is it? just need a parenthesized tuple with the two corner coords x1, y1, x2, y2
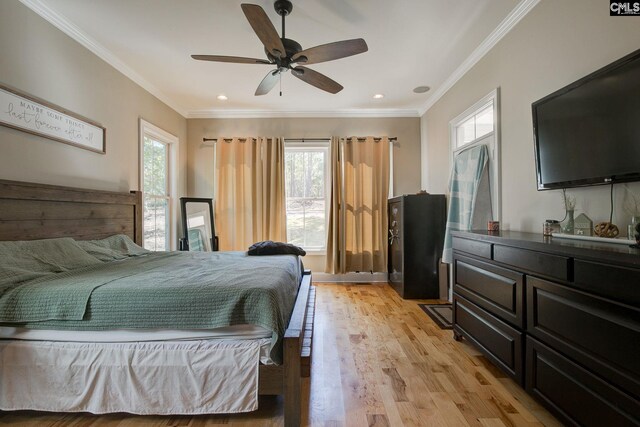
(0, 83, 106, 154)
(451, 230, 640, 426)
(573, 213, 593, 236)
(561, 193, 576, 234)
(388, 194, 446, 299)
(623, 185, 640, 239)
(542, 219, 561, 236)
(632, 222, 640, 249)
(594, 221, 619, 238)
(629, 216, 640, 240)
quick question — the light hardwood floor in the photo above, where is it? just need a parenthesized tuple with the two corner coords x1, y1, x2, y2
(0, 283, 561, 427)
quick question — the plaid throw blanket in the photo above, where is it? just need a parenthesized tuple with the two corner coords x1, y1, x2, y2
(442, 144, 490, 263)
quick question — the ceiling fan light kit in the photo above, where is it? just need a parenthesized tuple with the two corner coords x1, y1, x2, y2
(191, 0, 368, 96)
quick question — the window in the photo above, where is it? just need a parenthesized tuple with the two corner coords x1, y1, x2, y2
(450, 88, 501, 221)
(284, 141, 330, 252)
(139, 119, 178, 251)
(454, 102, 495, 149)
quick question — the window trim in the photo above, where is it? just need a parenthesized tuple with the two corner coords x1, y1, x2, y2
(139, 118, 179, 251)
(284, 139, 330, 254)
(449, 88, 501, 223)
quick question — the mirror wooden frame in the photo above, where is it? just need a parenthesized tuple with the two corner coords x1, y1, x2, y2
(179, 197, 218, 251)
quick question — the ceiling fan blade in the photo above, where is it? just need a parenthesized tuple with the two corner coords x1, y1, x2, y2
(292, 38, 368, 65)
(191, 55, 272, 64)
(255, 70, 280, 96)
(292, 66, 343, 94)
(241, 4, 286, 59)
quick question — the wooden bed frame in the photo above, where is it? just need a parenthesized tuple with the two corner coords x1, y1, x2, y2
(0, 179, 313, 427)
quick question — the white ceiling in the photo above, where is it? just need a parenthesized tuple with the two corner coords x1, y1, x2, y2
(26, 0, 525, 117)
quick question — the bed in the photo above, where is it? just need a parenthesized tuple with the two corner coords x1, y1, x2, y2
(0, 179, 314, 427)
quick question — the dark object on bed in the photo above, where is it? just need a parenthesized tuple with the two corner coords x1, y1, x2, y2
(248, 240, 306, 256)
(180, 197, 218, 251)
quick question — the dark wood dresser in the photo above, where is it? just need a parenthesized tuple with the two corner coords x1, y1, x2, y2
(451, 231, 640, 426)
(388, 194, 446, 299)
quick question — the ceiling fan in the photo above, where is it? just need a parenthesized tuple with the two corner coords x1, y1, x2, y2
(191, 0, 368, 96)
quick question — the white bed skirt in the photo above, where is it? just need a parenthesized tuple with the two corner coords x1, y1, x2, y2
(0, 338, 270, 415)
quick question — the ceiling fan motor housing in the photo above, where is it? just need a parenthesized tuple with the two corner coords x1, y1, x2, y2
(265, 37, 302, 69)
(274, 0, 293, 16)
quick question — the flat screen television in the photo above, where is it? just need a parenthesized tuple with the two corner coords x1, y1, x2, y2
(532, 48, 640, 190)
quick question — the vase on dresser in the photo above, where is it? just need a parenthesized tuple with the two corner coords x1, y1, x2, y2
(563, 209, 575, 234)
(629, 215, 640, 239)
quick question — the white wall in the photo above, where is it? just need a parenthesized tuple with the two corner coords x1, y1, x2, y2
(422, 0, 640, 233)
(0, 1, 187, 195)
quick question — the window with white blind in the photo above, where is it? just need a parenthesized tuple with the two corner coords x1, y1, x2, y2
(284, 141, 330, 252)
(139, 119, 178, 251)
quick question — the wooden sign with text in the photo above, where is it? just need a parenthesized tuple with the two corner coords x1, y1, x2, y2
(0, 84, 105, 154)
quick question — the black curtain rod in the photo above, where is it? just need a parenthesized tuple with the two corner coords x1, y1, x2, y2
(202, 137, 398, 142)
(202, 137, 272, 142)
(350, 137, 398, 142)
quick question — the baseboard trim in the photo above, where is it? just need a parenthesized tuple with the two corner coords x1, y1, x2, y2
(312, 272, 388, 283)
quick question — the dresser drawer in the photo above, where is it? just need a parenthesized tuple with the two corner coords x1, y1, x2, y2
(526, 336, 639, 427)
(454, 295, 523, 384)
(453, 254, 524, 328)
(493, 245, 570, 281)
(574, 260, 640, 307)
(452, 236, 492, 259)
(527, 276, 640, 399)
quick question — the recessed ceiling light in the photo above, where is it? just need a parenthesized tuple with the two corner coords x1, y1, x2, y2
(413, 86, 430, 94)
(373, 94, 384, 99)
(217, 94, 228, 101)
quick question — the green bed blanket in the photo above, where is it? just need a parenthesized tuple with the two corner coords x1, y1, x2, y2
(0, 251, 302, 363)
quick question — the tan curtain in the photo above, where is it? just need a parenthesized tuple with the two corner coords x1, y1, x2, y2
(215, 137, 286, 251)
(325, 137, 344, 273)
(325, 136, 390, 273)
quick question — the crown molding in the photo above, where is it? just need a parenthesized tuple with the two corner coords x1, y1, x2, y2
(417, 0, 541, 116)
(186, 109, 420, 119)
(19, 0, 417, 120)
(20, 0, 538, 121)
(19, 0, 189, 117)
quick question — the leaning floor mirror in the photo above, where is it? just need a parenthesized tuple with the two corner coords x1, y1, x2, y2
(179, 197, 218, 251)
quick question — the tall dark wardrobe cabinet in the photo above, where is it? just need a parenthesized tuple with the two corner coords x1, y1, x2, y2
(388, 194, 446, 299)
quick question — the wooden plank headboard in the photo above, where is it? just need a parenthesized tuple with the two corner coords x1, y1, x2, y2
(0, 179, 143, 244)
